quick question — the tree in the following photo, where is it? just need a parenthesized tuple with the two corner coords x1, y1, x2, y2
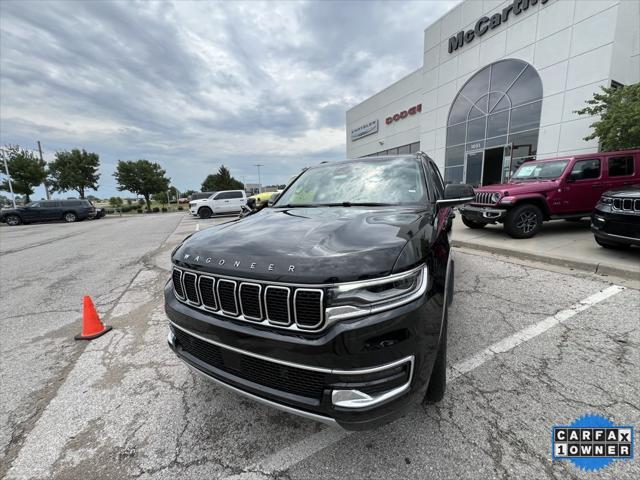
(182, 189, 195, 198)
(152, 191, 168, 206)
(201, 165, 244, 192)
(109, 196, 123, 207)
(576, 83, 640, 151)
(48, 149, 100, 198)
(0, 145, 47, 203)
(113, 159, 170, 210)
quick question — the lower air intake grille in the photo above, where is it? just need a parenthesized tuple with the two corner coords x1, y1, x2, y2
(174, 328, 327, 399)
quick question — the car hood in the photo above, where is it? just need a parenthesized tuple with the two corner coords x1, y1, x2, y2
(603, 184, 640, 198)
(474, 179, 561, 195)
(173, 206, 430, 283)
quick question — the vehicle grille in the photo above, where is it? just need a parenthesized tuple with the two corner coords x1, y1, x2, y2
(604, 221, 640, 239)
(612, 197, 640, 214)
(294, 290, 323, 328)
(172, 268, 325, 331)
(265, 286, 290, 325)
(172, 269, 185, 299)
(474, 192, 496, 205)
(173, 327, 327, 399)
(183, 272, 199, 304)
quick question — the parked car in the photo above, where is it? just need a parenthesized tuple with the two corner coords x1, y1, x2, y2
(189, 192, 216, 201)
(89, 207, 106, 219)
(246, 190, 282, 212)
(0, 199, 95, 226)
(190, 190, 247, 218)
(459, 149, 640, 238)
(165, 154, 474, 430)
(591, 184, 640, 248)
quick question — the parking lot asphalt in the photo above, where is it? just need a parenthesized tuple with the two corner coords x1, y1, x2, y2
(2, 213, 639, 479)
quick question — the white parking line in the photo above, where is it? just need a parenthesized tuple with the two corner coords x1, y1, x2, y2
(223, 284, 625, 480)
(195, 223, 200, 231)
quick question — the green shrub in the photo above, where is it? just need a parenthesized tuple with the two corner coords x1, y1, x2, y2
(137, 208, 143, 213)
(152, 207, 160, 213)
(178, 206, 184, 211)
(161, 207, 168, 212)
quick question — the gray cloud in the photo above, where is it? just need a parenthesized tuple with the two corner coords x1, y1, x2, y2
(0, 0, 459, 197)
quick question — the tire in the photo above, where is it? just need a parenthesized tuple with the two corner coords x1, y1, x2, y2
(505, 204, 543, 238)
(425, 313, 447, 403)
(461, 215, 487, 229)
(5, 214, 22, 226)
(198, 207, 212, 219)
(63, 212, 77, 223)
(595, 236, 630, 249)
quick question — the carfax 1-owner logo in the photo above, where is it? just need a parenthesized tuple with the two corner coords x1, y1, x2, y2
(552, 414, 635, 472)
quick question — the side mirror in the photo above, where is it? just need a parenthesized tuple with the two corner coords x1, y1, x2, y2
(436, 184, 475, 208)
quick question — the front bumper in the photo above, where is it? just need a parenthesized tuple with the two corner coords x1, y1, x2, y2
(164, 280, 443, 430)
(459, 204, 506, 223)
(591, 208, 640, 246)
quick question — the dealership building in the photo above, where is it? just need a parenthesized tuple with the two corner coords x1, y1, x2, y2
(346, 0, 639, 186)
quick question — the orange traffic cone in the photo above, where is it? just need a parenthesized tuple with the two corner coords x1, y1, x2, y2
(74, 296, 112, 340)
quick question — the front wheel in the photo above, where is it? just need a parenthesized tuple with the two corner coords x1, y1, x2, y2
(595, 236, 630, 249)
(461, 215, 487, 229)
(198, 207, 212, 219)
(5, 214, 22, 226)
(63, 212, 77, 223)
(505, 204, 542, 238)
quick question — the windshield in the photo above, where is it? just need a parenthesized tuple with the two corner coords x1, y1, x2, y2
(512, 160, 569, 180)
(274, 158, 427, 207)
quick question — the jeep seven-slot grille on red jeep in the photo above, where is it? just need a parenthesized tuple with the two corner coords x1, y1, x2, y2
(172, 267, 325, 331)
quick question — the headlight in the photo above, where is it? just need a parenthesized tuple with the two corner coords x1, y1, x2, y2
(490, 192, 501, 203)
(600, 196, 613, 205)
(325, 265, 428, 322)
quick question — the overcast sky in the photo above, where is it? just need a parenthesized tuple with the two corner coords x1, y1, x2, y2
(0, 0, 458, 199)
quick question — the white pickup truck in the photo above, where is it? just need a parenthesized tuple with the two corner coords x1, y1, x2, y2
(189, 190, 247, 218)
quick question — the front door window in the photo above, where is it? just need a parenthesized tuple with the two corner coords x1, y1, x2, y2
(465, 151, 483, 187)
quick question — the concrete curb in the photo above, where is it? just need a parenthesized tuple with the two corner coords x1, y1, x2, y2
(451, 239, 639, 280)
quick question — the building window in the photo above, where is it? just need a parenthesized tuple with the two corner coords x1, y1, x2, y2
(444, 59, 542, 185)
(359, 142, 420, 158)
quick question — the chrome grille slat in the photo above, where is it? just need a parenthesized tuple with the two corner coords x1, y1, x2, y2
(265, 286, 291, 326)
(217, 279, 239, 316)
(474, 192, 495, 205)
(182, 272, 200, 305)
(171, 268, 325, 330)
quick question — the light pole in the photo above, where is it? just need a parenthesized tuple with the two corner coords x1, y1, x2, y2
(254, 164, 264, 193)
(1, 147, 17, 208)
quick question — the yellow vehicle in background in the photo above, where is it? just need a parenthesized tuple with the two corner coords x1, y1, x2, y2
(247, 191, 280, 210)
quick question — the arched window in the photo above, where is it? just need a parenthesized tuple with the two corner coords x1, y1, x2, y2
(445, 59, 542, 185)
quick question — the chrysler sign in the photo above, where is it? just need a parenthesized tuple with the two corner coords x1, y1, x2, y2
(351, 119, 378, 141)
(449, 0, 550, 54)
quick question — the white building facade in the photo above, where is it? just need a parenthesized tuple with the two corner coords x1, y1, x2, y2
(346, 0, 640, 186)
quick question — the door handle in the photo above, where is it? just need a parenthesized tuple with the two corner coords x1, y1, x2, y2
(591, 184, 602, 188)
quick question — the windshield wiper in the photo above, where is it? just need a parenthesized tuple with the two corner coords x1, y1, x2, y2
(324, 202, 395, 207)
(273, 204, 320, 208)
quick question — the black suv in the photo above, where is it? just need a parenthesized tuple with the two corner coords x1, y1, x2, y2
(0, 199, 95, 226)
(591, 184, 640, 248)
(165, 154, 474, 430)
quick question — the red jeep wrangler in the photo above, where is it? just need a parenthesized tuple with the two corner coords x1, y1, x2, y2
(459, 149, 640, 238)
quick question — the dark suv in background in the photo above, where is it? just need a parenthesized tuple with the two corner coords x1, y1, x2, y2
(0, 199, 95, 226)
